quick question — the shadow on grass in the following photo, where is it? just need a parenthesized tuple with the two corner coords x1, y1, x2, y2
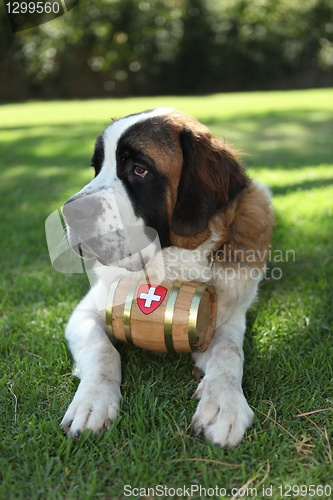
(244, 198, 333, 418)
(269, 177, 333, 196)
(1, 109, 332, 231)
(2, 107, 333, 175)
(0, 124, 100, 213)
(247, 201, 333, 371)
(203, 109, 333, 168)
(0, 123, 99, 169)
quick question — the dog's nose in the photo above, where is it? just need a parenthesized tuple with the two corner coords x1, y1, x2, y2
(63, 195, 100, 226)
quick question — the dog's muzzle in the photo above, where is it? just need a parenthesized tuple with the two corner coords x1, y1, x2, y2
(60, 190, 160, 268)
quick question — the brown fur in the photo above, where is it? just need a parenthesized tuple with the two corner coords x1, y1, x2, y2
(170, 227, 211, 250)
(164, 111, 251, 250)
(119, 111, 273, 259)
(166, 111, 248, 203)
(210, 182, 275, 270)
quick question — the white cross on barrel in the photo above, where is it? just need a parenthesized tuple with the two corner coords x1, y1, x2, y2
(139, 287, 162, 308)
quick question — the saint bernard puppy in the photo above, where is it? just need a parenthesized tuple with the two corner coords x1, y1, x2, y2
(61, 108, 274, 447)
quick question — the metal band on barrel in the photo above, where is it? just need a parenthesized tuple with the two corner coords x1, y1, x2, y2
(188, 283, 207, 352)
(123, 280, 138, 345)
(105, 276, 123, 340)
(164, 280, 182, 353)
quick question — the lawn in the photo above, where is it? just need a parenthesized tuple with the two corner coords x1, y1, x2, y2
(0, 89, 332, 499)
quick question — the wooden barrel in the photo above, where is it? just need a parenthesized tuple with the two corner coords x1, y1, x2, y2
(105, 277, 216, 353)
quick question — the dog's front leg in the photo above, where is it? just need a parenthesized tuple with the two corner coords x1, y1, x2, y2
(61, 285, 121, 438)
(191, 317, 254, 447)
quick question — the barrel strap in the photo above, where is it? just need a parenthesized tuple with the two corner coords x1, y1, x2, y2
(105, 276, 123, 340)
(188, 283, 207, 352)
(123, 280, 138, 345)
(164, 280, 182, 353)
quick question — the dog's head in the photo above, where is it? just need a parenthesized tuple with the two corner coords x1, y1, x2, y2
(63, 108, 249, 268)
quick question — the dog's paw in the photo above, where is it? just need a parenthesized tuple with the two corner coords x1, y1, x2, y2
(60, 380, 121, 438)
(192, 378, 253, 447)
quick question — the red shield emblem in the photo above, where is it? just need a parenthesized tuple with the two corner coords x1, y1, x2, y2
(137, 284, 167, 315)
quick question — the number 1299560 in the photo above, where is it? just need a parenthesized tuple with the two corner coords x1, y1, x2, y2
(278, 484, 332, 497)
(6, 2, 62, 14)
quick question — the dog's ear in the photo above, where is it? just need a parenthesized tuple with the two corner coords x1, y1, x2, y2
(171, 127, 249, 236)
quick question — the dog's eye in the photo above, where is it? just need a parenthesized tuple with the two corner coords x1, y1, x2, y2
(133, 165, 148, 178)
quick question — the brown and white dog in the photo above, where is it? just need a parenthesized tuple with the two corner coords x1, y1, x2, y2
(61, 108, 274, 447)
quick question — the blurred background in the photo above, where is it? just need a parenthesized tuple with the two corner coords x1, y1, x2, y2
(1, 0, 333, 100)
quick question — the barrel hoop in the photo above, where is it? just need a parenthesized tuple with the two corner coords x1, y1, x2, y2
(105, 276, 123, 340)
(188, 283, 208, 352)
(123, 280, 138, 345)
(197, 284, 217, 352)
(164, 280, 182, 353)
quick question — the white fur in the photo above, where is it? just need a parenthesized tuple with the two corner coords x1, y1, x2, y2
(61, 110, 266, 447)
(153, 242, 258, 446)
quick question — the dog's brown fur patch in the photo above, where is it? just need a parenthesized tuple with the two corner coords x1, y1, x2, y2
(210, 182, 275, 270)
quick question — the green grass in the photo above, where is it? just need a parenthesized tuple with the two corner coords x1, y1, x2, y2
(0, 88, 332, 499)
